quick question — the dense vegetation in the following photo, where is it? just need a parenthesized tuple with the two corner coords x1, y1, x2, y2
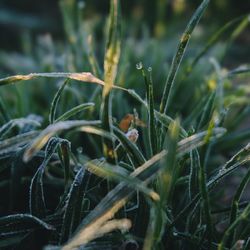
(0, 0, 250, 249)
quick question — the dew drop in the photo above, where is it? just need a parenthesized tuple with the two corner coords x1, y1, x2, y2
(77, 147, 83, 154)
(148, 67, 152, 72)
(136, 62, 143, 70)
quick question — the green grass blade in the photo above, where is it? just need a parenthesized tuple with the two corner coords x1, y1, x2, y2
(0, 131, 39, 155)
(147, 119, 180, 248)
(198, 147, 213, 248)
(159, 0, 210, 114)
(0, 214, 54, 232)
(0, 118, 41, 139)
(155, 111, 188, 137)
(49, 79, 69, 124)
(59, 141, 71, 190)
(23, 120, 101, 162)
(197, 91, 216, 130)
(229, 167, 250, 238)
(55, 103, 94, 122)
(227, 66, 250, 77)
(170, 143, 250, 229)
(101, 0, 121, 163)
(29, 137, 65, 217)
(60, 167, 86, 244)
(189, 149, 200, 200)
(0, 95, 10, 122)
(86, 160, 159, 201)
(62, 151, 165, 249)
(141, 66, 158, 155)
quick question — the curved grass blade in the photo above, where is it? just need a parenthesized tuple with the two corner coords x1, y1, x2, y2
(72, 125, 225, 246)
(29, 137, 67, 217)
(60, 167, 89, 244)
(0, 118, 41, 139)
(101, 0, 121, 163)
(49, 79, 69, 124)
(0, 72, 105, 87)
(170, 143, 250, 229)
(55, 103, 94, 122)
(227, 66, 250, 77)
(155, 111, 188, 137)
(0, 214, 54, 232)
(196, 91, 216, 130)
(23, 120, 101, 162)
(0, 131, 39, 155)
(62, 151, 165, 249)
(0, 214, 54, 248)
(160, 0, 210, 114)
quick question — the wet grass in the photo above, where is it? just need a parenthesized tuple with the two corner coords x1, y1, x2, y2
(0, 0, 250, 249)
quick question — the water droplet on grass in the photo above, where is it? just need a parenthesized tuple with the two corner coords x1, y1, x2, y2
(136, 62, 143, 70)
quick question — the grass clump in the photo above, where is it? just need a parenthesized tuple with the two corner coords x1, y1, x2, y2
(0, 0, 250, 249)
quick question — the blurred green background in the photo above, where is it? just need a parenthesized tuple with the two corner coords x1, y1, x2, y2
(0, 0, 249, 50)
(0, 0, 249, 121)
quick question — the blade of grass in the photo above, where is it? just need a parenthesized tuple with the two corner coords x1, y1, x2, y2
(0, 72, 105, 86)
(86, 160, 159, 201)
(0, 95, 10, 122)
(170, 143, 250, 229)
(188, 149, 200, 200)
(196, 91, 216, 130)
(0, 131, 39, 155)
(187, 15, 249, 74)
(144, 119, 180, 249)
(0, 118, 41, 139)
(55, 103, 94, 122)
(140, 66, 158, 155)
(49, 79, 70, 124)
(23, 120, 102, 162)
(159, 0, 210, 114)
(60, 167, 88, 244)
(101, 0, 121, 163)
(62, 151, 165, 249)
(228, 167, 250, 244)
(59, 140, 71, 190)
(29, 137, 68, 217)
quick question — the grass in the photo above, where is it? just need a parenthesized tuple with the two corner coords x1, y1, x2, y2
(0, 0, 250, 249)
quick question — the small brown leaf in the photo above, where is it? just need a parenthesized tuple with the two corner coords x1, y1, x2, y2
(119, 114, 146, 132)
